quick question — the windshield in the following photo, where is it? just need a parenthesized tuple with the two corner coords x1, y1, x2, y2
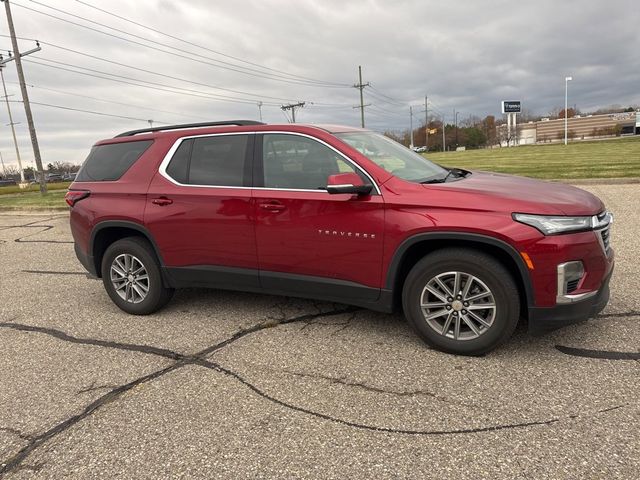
(335, 131, 448, 183)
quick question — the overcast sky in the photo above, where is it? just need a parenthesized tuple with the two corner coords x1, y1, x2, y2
(0, 0, 638, 168)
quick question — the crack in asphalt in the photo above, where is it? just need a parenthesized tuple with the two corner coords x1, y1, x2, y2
(597, 310, 640, 319)
(1, 216, 638, 475)
(0, 216, 72, 244)
(76, 382, 123, 395)
(299, 310, 359, 334)
(2, 306, 633, 478)
(0, 364, 179, 476)
(278, 368, 491, 411)
(0, 322, 185, 361)
(285, 369, 431, 397)
(197, 358, 564, 435)
(555, 345, 640, 360)
(0, 308, 353, 476)
(22, 270, 87, 276)
(0, 428, 33, 442)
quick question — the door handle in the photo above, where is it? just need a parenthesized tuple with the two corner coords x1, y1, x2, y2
(152, 197, 173, 206)
(259, 201, 286, 212)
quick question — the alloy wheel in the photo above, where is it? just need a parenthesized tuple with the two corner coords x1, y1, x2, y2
(110, 253, 150, 304)
(420, 271, 496, 341)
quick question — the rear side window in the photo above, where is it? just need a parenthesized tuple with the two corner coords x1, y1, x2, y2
(76, 140, 153, 182)
(165, 135, 248, 186)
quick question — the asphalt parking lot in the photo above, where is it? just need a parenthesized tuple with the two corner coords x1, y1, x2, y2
(0, 183, 638, 479)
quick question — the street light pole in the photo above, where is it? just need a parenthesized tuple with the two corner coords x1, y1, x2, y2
(564, 76, 572, 145)
(409, 106, 414, 149)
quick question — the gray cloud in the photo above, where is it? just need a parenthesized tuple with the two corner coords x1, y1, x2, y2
(0, 0, 637, 167)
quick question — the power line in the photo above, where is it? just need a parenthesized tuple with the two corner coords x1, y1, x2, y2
(73, 0, 349, 88)
(367, 89, 407, 108)
(1, 34, 300, 103)
(368, 85, 406, 106)
(13, 0, 350, 88)
(369, 104, 406, 117)
(1, 34, 355, 109)
(8, 99, 170, 123)
(6, 80, 205, 121)
(22, 57, 283, 106)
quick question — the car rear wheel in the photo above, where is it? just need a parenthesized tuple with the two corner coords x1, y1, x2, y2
(101, 237, 174, 315)
(402, 248, 520, 355)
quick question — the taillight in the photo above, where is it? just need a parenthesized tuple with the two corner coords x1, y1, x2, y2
(65, 190, 90, 207)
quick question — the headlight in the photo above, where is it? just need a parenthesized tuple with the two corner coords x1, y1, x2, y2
(512, 213, 593, 235)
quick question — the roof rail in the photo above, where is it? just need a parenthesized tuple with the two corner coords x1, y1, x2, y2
(114, 120, 265, 138)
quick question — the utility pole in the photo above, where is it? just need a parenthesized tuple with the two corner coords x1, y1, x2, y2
(147, 119, 153, 127)
(257, 101, 263, 122)
(2, 0, 46, 193)
(409, 106, 414, 149)
(442, 114, 446, 152)
(424, 95, 428, 151)
(0, 151, 5, 176)
(353, 66, 370, 128)
(281, 102, 305, 123)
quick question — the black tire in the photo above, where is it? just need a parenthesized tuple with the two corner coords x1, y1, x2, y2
(101, 237, 174, 315)
(402, 248, 520, 356)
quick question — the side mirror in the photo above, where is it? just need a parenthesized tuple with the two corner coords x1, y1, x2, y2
(326, 172, 372, 196)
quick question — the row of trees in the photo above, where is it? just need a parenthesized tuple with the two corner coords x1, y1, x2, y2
(0, 162, 79, 181)
(388, 102, 638, 151)
(386, 115, 499, 151)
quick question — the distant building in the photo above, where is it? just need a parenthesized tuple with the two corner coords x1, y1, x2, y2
(499, 111, 639, 146)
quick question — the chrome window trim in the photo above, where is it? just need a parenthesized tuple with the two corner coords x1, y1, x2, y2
(158, 131, 253, 189)
(158, 130, 381, 195)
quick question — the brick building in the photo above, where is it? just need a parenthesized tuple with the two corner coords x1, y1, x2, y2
(500, 111, 639, 145)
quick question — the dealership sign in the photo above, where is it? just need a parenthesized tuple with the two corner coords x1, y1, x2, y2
(501, 101, 521, 114)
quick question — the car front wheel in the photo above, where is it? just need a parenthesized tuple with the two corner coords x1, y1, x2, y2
(402, 248, 520, 355)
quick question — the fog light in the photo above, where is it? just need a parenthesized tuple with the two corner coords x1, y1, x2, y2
(556, 261, 587, 304)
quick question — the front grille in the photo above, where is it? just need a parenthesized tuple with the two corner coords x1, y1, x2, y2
(566, 278, 580, 293)
(594, 211, 612, 256)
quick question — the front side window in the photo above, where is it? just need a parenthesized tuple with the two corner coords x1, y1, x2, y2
(165, 135, 248, 186)
(262, 134, 369, 190)
(335, 131, 447, 183)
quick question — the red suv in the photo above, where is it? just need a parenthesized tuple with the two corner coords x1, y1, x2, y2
(67, 121, 614, 355)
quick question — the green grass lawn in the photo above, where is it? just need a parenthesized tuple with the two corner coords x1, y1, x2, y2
(424, 136, 640, 179)
(0, 189, 68, 210)
(0, 181, 71, 195)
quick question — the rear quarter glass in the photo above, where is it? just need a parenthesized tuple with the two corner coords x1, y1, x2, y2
(75, 140, 154, 182)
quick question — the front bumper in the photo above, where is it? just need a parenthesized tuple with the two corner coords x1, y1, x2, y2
(528, 265, 613, 335)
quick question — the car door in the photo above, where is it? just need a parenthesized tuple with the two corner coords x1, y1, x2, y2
(253, 132, 385, 301)
(145, 133, 259, 289)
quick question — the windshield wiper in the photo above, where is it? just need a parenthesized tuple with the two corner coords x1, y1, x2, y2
(421, 168, 468, 184)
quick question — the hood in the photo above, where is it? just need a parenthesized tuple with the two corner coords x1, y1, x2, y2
(423, 171, 604, 216)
